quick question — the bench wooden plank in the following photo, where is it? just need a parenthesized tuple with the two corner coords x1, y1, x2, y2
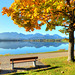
(10, 56, 38, 61)
(10, 59, 38, 64)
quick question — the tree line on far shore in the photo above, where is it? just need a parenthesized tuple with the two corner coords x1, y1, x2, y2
(0, 38, 71, 42)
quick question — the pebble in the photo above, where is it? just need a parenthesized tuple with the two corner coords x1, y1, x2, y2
(61, 71, 64, 73)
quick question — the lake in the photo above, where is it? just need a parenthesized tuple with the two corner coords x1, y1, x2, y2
(0, 41, 74, 55)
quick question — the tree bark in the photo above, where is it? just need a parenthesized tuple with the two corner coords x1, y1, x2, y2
(68, 26, 74, 61)
(67, 1, 75, 62)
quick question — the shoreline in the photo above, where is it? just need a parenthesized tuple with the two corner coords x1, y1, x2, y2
(0, 49, 68, 56)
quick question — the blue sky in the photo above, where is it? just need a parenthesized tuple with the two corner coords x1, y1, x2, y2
(0, 0, 70, 37)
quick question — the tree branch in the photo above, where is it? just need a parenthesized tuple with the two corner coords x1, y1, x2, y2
(66, 0, 70, 5)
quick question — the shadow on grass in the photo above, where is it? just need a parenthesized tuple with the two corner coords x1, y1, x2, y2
(13, 65, 51, 70)
(0, 65, 50, 74)
(0, 69, 28, 75)
(0, 65, 60, 75)
(11, 72, 27, 75)
(34, 66, 60, 72)
(0, 69, 17, 75)
(10, 66, 60, 75)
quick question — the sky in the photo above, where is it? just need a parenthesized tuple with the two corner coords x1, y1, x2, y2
(0, 0, 71, 37)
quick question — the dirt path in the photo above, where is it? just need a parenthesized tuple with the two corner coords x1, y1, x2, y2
(0, 51, 75, 60)
(0, 51, 75, 64)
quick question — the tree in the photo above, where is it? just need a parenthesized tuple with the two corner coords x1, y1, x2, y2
(2, 0, 75, 61)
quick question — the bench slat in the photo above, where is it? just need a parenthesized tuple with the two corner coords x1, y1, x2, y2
(10, 56, 38, 61)
(10, 59, 38, 64)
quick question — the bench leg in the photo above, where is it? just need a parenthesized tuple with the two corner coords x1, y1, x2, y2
(33, 61, 36, 67)
(11, 60, 14, 69)
(0, 63, 1, 71)
(12, 63, 14, 70)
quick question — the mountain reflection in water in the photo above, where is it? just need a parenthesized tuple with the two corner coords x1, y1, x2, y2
(0, 41, 68, 49)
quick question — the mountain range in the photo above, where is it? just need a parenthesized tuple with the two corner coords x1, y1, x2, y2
(0, 32, 66, 40)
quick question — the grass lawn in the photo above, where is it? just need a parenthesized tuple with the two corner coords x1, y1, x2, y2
(7, 56, 75, 75)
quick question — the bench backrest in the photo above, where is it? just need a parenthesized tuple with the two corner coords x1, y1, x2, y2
(10, 56, 38, 63)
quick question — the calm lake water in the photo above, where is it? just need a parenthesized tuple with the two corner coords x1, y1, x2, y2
(0, 41, 75, 55)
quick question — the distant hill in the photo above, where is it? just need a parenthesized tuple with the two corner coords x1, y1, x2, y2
(0, 32, 66, 40)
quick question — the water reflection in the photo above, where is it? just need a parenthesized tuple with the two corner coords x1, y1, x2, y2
(0, 41, 68, 49)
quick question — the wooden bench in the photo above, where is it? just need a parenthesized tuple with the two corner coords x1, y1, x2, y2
(10, 56, 38, 69)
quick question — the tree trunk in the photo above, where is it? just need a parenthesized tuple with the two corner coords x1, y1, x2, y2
(67, 1, 75, 62)
(68, 28, 74, 61)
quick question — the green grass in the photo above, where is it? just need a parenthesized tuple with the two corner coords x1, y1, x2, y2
(7, 56, 75, 75)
